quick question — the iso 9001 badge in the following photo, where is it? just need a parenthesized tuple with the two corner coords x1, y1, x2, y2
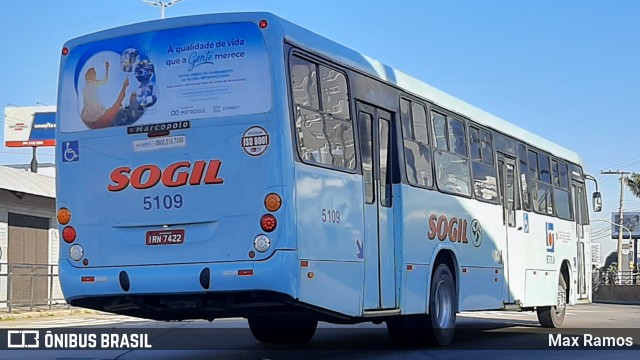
(241, 126, 270, 157)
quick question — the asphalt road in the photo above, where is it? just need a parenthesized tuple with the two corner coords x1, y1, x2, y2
(1, 303, 639, 359)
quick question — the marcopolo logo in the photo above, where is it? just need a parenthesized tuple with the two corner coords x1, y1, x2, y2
(127, 121, 190, 135)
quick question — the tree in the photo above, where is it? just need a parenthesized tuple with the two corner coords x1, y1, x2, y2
(626, 173, 640, 197)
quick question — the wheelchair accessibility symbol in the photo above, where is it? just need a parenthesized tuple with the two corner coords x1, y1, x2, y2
(62, 141, 79, 162)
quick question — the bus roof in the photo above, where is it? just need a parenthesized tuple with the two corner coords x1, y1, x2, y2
(272, 14, 583, 166)
(62, 11, 582, 166)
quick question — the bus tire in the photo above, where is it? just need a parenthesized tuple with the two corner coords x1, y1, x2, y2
(425, 263, 456, 346)
(386, 263, 456, 347)
(248, 316, 317, 344)
(536, 274, 567, 328)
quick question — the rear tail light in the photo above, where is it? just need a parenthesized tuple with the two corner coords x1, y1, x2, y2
(253, 235, 271, 252)
(264, 193, 282, 212)
(69, 244, 84, 261)
(57, 208, 71, 225)
(62, 226, 77, 243)
(260, 214, 277, 232)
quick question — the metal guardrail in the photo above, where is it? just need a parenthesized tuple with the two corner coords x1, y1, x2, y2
(0, 262, 68, 313)
(594, 269, 640, 286)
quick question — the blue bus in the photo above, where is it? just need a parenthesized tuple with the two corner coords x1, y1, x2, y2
(56, 12, 601, 346)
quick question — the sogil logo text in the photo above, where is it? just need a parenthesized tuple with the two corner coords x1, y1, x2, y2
(107, 160, 223, 191)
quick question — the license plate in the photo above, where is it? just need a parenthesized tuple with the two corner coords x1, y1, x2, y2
(145, 229, 185, 245)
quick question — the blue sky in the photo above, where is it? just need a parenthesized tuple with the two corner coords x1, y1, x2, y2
(1, 0, 639, 261)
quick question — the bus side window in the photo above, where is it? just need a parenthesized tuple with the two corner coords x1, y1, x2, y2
(320, 65, 349, 119)
(538, 153, 552, 184)
(290, 56, 319, 109)
(536, 152, 554, 215)
(448, 118, 467, 157)
(553, 160, 573, 221)
(480, 129, 494, 166)
(518, 143, 530, 210)
(401, 99, 433, 188)
(431, 111, 471, 196)
(432, 111, 448, 150)
(469, 125, 498, 203)
(290, 55, 355, 171)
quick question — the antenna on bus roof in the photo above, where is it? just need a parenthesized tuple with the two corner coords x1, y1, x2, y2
(141, 0, 183, 19)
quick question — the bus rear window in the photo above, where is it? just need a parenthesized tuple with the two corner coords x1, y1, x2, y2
(58, 22, 271, 132)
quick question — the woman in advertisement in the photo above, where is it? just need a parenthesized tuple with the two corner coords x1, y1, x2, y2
(80, 61, 130, 129)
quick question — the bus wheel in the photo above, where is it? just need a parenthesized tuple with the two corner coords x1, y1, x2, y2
(386, 263, 456, 347)
(425, 263, 456, 346)
(248, 316, 317, 343)
(537, 274, 567, 328)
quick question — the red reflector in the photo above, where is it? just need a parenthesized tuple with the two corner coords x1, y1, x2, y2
(260, 214, 277, 232)
(63, 226, 77, 243)
(62, 47, 69, 56)
(81, 276, 94, 282)
(259, 19, 268, 29)
(301, 260, 309, 267)
(407, 264, 413, 271)
(238, 269, 254, 276)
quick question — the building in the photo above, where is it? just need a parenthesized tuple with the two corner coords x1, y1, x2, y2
(0, 166, 60, 308)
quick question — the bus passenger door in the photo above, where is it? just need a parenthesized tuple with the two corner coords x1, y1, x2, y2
(497, 153, 521, 304)
(571, 180, 589, 300)
(357, 102, 397, 310)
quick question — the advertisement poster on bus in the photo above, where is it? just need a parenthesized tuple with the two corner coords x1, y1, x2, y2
(58, 22, 270, 132)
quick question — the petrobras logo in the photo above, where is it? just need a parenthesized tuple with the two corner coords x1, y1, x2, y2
(546, 222, 555, 253)
(107, 160, 223, 191)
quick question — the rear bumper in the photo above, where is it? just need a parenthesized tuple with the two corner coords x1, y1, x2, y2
(59, 250, 298, 319)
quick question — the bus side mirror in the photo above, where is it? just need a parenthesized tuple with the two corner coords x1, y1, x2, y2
(593, 192, 602, 212)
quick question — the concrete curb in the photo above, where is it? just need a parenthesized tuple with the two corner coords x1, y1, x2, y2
(0, 308, 100, 321)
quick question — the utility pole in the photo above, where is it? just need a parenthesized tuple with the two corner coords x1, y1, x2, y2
(601, 170, 630, 277)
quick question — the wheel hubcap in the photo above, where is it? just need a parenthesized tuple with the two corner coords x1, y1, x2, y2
(434, 279, 453, 328)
